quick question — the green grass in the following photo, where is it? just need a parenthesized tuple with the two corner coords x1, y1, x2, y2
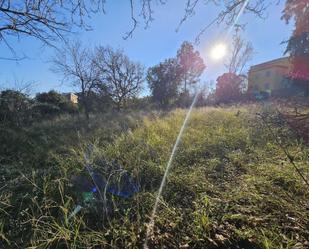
(0, 105, 308, 248)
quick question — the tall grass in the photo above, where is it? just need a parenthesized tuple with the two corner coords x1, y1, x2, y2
(0, 106, 308, 248)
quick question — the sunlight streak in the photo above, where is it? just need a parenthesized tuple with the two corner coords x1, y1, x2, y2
(143, 93, 199, 249)
(227, 0, 250, 35)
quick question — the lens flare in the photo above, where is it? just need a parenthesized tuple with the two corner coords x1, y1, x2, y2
(143, 93, 199, 248)
(210, 43, 227, 60)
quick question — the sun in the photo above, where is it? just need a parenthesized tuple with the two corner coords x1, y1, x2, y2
(210, 43, 227, 61)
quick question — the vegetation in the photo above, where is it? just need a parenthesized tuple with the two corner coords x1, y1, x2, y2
(35, 91, 78, 118)
(282, 0, 309, 95)
(0, 104, 308, 248)
(94, 46, 144, 111)
(0, 90, 33, 127)
(214, 73, 245, 104)
(147, 58, 182, 108)
(0, 1, 308, 249)
(148, 41, 205, 109)
(176, 41, 206, 93)
(213, 29, 253, 104)
(0, 0, 273, 60)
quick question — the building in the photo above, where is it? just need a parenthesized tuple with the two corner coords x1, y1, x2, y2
(247, 57, 291, 97)
(63, 92, 78, 104)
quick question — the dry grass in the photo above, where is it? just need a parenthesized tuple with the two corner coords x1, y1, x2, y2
(0, 105, 308, 248)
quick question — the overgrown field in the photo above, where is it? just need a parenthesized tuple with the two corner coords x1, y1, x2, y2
(0, 105, 308, 249)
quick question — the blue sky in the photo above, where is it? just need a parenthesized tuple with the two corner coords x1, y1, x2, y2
(0, 0, 292, 94)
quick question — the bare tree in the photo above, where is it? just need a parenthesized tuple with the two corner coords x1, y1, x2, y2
(121, 0, 271, 42)
(0, 0, 273, 59)
(214, 29, 253, 102)
(0, 0, 274, 44)
(114, 0, 271, 40)
(94, 47, 144, 111)
(225, 29, 254, 75)
(0, 0, 160, 49)
(0, 77, 36, 95)
(52, 41, 99, 119)
(124, 0, 268, 42)
(11, 77, 36, 96)
(0, 0, 158, 59)
(0, 0, 106, 58)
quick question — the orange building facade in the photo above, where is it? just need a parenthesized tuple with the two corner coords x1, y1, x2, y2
(248, 57, 291, 95)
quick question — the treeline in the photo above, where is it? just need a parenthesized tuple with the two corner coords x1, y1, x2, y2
(1, 41, 211, 124)
(0, 37, 277, 126)
(0, 90, 78, 128)
(52, 41, 207, 117)
(1, 0, 308, 125)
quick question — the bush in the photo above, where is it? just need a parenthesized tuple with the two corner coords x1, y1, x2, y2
(0, 90, 33, 127)
(35, 90, 78, 118)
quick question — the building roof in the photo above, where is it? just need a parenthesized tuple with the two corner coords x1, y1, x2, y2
(62, 92, 78, 96)
(249, 57, 290, 72)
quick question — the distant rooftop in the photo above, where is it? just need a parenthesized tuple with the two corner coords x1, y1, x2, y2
(250, 57, 290, 72)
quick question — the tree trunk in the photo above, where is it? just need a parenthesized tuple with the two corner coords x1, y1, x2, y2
(116, 101, 121, 112)
(84, 105, 90, 120)
(81, 93, 90, 120)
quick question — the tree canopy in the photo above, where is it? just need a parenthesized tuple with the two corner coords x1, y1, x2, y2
(176, 41, 206, 92)
(94, 47, 144, 111)
(0, 89, 32, 127)
(215, 73, 244, 103)
(147, 41, 205, 108)
(147, 58, 181, 108)
(282, 0, 309, 93)
(225, 30, 253, 75)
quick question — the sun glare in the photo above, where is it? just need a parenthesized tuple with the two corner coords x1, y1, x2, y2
(210, 43, 227, 60)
